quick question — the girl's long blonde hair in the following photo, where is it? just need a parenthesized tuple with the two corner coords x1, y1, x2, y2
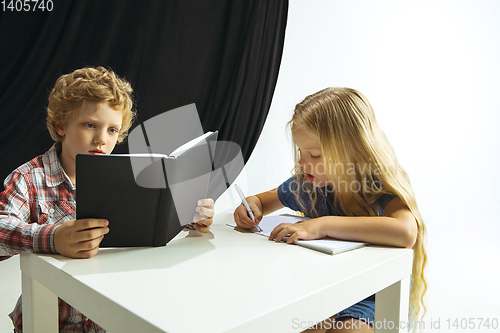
(290, 87, 427, 321)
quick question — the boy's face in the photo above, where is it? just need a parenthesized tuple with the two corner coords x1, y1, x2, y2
(57, 102, 123, 172)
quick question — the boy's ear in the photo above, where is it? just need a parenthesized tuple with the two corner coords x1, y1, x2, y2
(56, 123, 65, 137)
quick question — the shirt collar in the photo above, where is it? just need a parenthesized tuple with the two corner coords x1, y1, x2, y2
(42, 143, 74, 188)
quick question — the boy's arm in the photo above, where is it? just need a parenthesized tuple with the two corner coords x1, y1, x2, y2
(0, 172, 58, 258)
(1, 171, 109, 259)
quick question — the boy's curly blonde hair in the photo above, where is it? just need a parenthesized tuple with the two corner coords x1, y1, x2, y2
(46, 66, 136, 143)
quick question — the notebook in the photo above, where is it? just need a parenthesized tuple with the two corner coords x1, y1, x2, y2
(228, 214, 368, 255)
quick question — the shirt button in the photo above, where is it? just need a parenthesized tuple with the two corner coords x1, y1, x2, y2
(49, 207, 55, 215)
(76, 322, 83, 328)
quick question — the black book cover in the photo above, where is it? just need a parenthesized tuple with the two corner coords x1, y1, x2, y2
(76, 131, 217, 247)
(76, 155, 184, 247)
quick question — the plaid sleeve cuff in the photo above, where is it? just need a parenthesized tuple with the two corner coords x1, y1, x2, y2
(32, 223, 59, 253)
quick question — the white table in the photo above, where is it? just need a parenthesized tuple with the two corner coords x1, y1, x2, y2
(20, 211, 412, 333)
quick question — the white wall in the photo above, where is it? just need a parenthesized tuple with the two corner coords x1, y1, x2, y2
(219, 0, 500, 331)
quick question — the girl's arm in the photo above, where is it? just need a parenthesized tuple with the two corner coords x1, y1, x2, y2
(233, 188, 284, 229)
(322, 197, 417, 248)
(269, 197, 418, 249)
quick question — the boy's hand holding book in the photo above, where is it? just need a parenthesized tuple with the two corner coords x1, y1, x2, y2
(192, 198, 215, 233)
(54, 218, 110, 259)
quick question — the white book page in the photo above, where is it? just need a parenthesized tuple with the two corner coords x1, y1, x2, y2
(228, 214, 367, 255)
(254, 215, 310, 236)
(293, 238, 367, 255)
(227, 214, 308, 235)
(110, 153, 170, 158)
(169, 131, 213, 158)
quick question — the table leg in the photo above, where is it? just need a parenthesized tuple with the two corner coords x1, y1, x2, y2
(22, 272, 58, 333)
(374, 276, 411, 333)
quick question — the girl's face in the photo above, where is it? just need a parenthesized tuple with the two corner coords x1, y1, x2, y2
(292, 127, 329, 187)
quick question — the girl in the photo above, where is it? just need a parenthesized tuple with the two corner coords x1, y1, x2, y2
(234, 87, 427, 333)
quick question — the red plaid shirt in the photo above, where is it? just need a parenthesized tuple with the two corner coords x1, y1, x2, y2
(1, 145, 105, 332)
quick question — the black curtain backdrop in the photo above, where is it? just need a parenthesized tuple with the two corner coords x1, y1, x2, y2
(0, 0, 288, 191)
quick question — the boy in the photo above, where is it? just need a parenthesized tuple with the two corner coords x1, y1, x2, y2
(0, 67, 215, 332)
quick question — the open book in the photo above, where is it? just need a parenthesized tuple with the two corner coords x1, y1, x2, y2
(76, 131, 218, 247)
(228, 214, 368, 255)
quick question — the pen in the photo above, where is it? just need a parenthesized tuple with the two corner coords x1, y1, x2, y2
(234, 184, 262, 231)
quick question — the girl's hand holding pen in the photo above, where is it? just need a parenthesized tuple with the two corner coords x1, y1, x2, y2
(233, 200, 262, 229)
